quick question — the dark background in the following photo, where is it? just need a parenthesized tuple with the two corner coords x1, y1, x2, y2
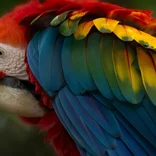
(0, 0, 155, 156)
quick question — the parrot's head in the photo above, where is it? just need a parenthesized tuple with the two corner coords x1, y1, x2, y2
(0, 0, 47, 118)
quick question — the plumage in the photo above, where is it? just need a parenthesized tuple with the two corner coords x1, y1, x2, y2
(100, 35, 125, 101)
(87, 32, 114, 99)
(62, 36, 85, 94)
(137, 46, 156, 105)
(71, 37, 96, 91)
(50, 11, 71, 26)
(1, 0, 156, 156)
(25, 1, 156, 153)
(113, 100, 156, 147)
(93, 18, 119, 33)
(74, 21, 94, 40)
(59, 19, 80, 36)
(115, 111, 156, 156)
(112, 39, 144, 104)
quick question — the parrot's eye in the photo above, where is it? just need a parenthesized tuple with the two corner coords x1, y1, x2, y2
(0, 50, 4, 56)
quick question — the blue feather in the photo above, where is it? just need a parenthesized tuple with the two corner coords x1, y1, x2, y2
(62, 36, 85, 94)
(136, 102, 156, 137)
(91, 97, 121, 138)
(76, 145, 88, 156)
(27, 31, 41, 80)
(113, 100, 156, 147)
(38, 27, 64, 95)
(91, 90, 115, 109)
(142, 97, 156, 124)
(107, 150, 118, 156)
(57, 87, 105, 155)
(63, 86, 116, 149)
(77, 94, 121, 137)
(113, 139, 132, 156)
(53, 95, 95, 154)
(118, 120, 147, 156)
(115, 111, 156, 156)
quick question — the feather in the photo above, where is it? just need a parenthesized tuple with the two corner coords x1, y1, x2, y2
(113, 100, 156, 147)
(112, 38, 144, 104)
(136, 101, 156, 137)
(78, 95, 121, 137)
(57, 86, 106, 155)
(142, 97, 156, 124)
(107, 150, 118, 156)
(63, 86, 116, 149)
(91, 90, 115, 109)
(93, 18, 119, 33)
(87, 32, 114, 99)
(74, 21, 94, 40)
(113, 24, 136, 41)
(69, 10, 88, 20)
(30, 10, 54, 26)
(50, 11, 71, 26)
(100, 35, 125, 101)
(137, 46, 156, 105)
(38, 27, 64, 95)
(59, 19, 81, 36)
(76, 145, 88, 156)
(113, 139, 132, 156)
(115, 111, 156, 155)
(27, 32, 40, 80)
(62, 36, 85, 94)
(53, 97, 93, 153)
(71, 38, 96, 91)
(87, 97, 121, 137)
(118, 120, 147, 156)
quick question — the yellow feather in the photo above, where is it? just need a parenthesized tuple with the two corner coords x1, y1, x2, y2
(70, 11, 88, 20)
(93, 18, 119, 33)
(74, 21, 94, 40)
(113, 25, 136, 41)
(113, 39, 144, 103)
(134, 31, 152, 48)
(137, 47, 156, 105)
(149, 36, 156, 50)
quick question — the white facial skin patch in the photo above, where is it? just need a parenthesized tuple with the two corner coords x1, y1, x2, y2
(0, 43, 46, 117)
(0, 43, 28, 80)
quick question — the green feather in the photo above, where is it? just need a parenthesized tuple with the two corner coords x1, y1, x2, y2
(87, 32, 114, 99)
(50, 11, 70, 26)
(112, 39, 144, 104)
(100, 35, 125, 101)
(30, 10, 54, 26)
(71, 38, 96, 91)
(59, 19, 80, 36)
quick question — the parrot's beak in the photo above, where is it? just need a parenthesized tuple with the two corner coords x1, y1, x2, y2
(0, 76, 46, 117)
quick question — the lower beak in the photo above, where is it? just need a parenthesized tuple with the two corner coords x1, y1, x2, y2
(0, 76, 46, 117)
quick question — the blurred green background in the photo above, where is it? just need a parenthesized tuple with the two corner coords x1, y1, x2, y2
(0, 0, 156, 156)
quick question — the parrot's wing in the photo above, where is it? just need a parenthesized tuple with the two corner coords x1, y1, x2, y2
(25, 2, 156, 155)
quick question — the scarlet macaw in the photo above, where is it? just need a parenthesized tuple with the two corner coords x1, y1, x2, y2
(0, 0, 155, 155)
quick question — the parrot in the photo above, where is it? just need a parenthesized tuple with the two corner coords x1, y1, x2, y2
(0, 0, 156, 155)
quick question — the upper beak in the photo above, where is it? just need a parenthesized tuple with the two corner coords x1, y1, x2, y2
(0, 76, 46, 117)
